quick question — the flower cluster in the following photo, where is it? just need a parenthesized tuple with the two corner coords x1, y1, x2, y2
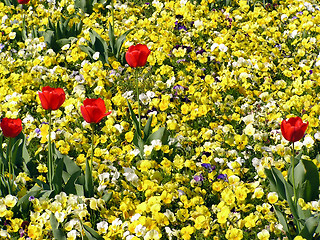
(0, 0, 320, 239)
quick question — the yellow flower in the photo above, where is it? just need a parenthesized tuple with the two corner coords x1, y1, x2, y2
(225, 228, 243, 240)
(257, 229, 270, 240)
(294, 237, 306, 240)
(217, 205, 230, 224)
(37, 163, 48, 173)
(125, 131, 134, 142)
(267, 192, 278, 204)
(180, 225, 195, 240)
(244, 213, 259, 228)
(4, 195, 17, 208)
(28, 225, 42, 239)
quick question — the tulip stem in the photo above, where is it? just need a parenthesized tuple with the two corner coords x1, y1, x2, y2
(7, 138, 14, 194)
(135, 69, 141, 132)
(88, 123, 95, 197)
(91, 123, 94, 175)
(291, 142, 301, 232)
(291, 142, 296, 203)
(48, 110, 53, 191)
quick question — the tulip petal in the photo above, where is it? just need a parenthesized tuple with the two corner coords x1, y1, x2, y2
(280, 117, 308, 142)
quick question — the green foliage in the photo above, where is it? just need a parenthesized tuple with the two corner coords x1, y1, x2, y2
(74, 0, 112, 15)
(265, 152, 320, 240)
(50, 213, 103, 240)
(79, 26, 133, 66)
(43, 16, 82, 53)
(0, 133, 35, 196)
(0, 0, 18, 7)
(127, 100, 171, 160)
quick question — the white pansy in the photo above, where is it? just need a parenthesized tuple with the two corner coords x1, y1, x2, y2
(97, 221, 108, 234)
(303, 135, 314, 148)
(93, 52, 100, 60)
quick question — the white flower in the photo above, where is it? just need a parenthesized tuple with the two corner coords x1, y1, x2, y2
(123, 91, 134, 100)
(314, 132, 320, 140)
(93, 52, 100, 60)
(135, 224, 147, 236)
(8, 32, 16, 40)
(123, 167, 139, 185)
(144, 230, 161, 240)
(67, 230, 78, 240)
(211, 43, 219, 51)
(180, 0, 188, 6)
(194, 20, 203, 29)
(61, 44, 70, 50)
(131, 213, 141, 222)
(303, 135, 314, 148)
(144, 145, 154, 156)
(55, 211, 66, 223)
(280, 14, 288, 21)
(97, 221, 108, 234)
(139, 93, 149, 105)
(219, 44, 228, 52)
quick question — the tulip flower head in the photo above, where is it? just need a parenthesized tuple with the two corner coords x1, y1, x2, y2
(125, 44, 151, 68)
(81, 98, 111, 124)
(1, 118, 22, 138)
(18, 0, 30, 4)
(38, 86, 66, 111)
(280, 116, 308, 142)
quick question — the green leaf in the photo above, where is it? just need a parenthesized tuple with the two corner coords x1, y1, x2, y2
(132, 132, 144, 159)
(56, 38, 72, 47)
(50, 212, 59, 229)
(0, 134, 8, 171)
(274, 205, 293, 239)
(16, 187, 41, 213)
(114, 29, 133, 59)
(89, 30, 97, 45)
(293, 158, 319, 202)
(79, 45, 95, 58)
(94, 34, 108, 55)
(64, 170, 81, 195)
(52, 158, 64, 195)
(265, 167, 299, 221)
(108, 22, 115, 55)
(63, 154, 81, 175)
(265, 167, 286, 200)
(50, 213, 67, 240)
(75, 183, 85, 196)
(301, 159, 319, 201)
(85, 158, 94, 197)
(102, 191, 113, 203)
(83, 224, 103, 240)
(127, 100, 141, 137)
(299, 216, 320, 239)
(146, 127, 169, 145)
(143, 115, 153, 142)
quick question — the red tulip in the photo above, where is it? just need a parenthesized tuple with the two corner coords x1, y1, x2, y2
(125, 44, 151, 68)
(1, 118, 22, 138)
(18, 0, 30, 4)
(81, 98, 111, 124)
(280, 117, 308, 142)
(38, 86, 65, 111)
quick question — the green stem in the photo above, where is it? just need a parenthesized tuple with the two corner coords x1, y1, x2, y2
(48, 110, 53, 190)
(135, 69, 141, 132)
(90, 123, 95, 197)
(291, 142, 301, 233)
(91, 123, 95, 176)
(7, 138, 14, 194)
(291, 142, 296, 203)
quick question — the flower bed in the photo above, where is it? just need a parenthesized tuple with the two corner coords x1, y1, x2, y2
(1, 0, 320, 239)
